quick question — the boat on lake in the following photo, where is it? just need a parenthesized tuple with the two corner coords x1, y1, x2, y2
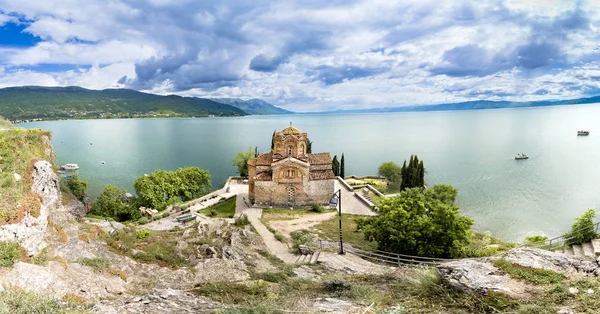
(60, 163, 79, 170)
(515, 153, 529, 160)
(577, 130, 590, 136)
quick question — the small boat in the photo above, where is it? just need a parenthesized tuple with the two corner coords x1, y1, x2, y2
(515, 153, 529, 160)
(577, 130, 590, 136)
(101, 161, 105, 164)
(60, 163, 79, 170)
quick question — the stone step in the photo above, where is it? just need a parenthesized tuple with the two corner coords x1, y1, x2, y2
(582, 242, 596, 259)
(564, 246, 574, 256)
(591, 239, 600, 257)
(311, 250, 321, 264)
(572, 244, 584, 259)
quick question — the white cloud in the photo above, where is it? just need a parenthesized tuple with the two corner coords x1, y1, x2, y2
(0, 0, 598, 111)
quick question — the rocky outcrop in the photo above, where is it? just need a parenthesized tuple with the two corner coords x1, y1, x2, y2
(0, 261, 125, 300)
(438, 259, 530, 297)
(438, 247, 600, 297)
(91, 289, 220, 313)
(0, 160, 59, 255)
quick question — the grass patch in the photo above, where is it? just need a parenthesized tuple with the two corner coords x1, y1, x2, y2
(0, 286, 61, 314)
(0, 128, 52, 225)
(31, 248, 49, 266)
(492, 259, 566, 285)
(199, 196, 236, 218)
(311, 214, 377, 251)
(77, 257, 110, 270)
(0, 241, 20, 267)
(261, 208, 330, 224)
(234, 214, 250, 226)
(460, 231, 517, 258)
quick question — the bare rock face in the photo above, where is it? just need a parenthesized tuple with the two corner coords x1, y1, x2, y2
(500, 248, 580, 274)
(438, 259, 523, 296)
(193, 259, 250, 283)
(91, 289, 220, 313)
(0, 261, 125, 300)
(0, 160, 59, 255)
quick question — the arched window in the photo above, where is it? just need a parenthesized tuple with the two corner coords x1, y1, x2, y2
(300, 144, 305, 155)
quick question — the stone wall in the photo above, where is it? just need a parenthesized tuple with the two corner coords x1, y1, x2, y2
(254, 178, 333, 207)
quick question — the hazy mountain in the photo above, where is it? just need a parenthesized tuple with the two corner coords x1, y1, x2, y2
(0, 86, 247, 121)
(210, 98, 293, 115)
(309, 96, 600, 114)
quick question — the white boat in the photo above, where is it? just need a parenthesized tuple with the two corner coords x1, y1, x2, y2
(60, 163, 79, 170)
(577, 130, 590, 136)
(515, 153, 529, 160)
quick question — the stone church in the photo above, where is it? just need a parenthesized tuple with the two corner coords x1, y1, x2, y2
(248, 124, 335, 207)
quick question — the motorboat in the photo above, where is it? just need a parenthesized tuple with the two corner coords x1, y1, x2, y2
(515, 153, 529, 160)
(577, 130, 590, 136)
(60, 163, 79, 170)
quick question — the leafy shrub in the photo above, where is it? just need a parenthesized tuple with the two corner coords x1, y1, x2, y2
(209, 209, 217, 217)
(525, 235, 548, 246)
(311, 203, 324, 213)
(290, 230, 315, 252)
(138, 217, 149, 225)
(136, 229, 152, 239)
(64, 175, 88, 203)
(234, 214, 250, 226)
(91, 185, 140, 222)
(0, 241, 20, 267)
(564, 209, 597, 246)
(322, 278, 352, 297)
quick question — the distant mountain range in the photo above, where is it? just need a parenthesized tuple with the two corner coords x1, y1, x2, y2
(0, 86, 290, 121)
(210, 98, 293, 115)
(2, 85, 600, 122)
(313, 96, 600, 114)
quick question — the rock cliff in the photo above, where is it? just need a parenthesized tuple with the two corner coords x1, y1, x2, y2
(0, 160, 59, 255)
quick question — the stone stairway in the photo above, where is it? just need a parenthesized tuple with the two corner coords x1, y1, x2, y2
(295, 250, 320, 265)
(555, 239, 600, 260)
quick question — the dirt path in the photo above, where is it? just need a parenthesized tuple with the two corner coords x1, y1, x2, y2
(243, 208, 297, 263)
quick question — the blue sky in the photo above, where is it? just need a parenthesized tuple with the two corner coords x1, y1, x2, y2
(0, 0, 599, 111)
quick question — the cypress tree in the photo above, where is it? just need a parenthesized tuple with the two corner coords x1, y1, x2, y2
(332, 155, 340, 177)
(400, 160, 408, 190)
(340, 153, 345, 178)
(418, 160, 425, 188)
(306, 138, 312, 154)
(270, 130, 276, 151)
(254, 146, 259, 158)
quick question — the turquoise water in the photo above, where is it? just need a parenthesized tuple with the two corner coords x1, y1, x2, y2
(23, 104, 600, 241)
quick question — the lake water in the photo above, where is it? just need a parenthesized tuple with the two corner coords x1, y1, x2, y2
(22, 104, 600, 241)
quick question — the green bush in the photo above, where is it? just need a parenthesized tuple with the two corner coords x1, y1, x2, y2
(91, 185, 140, 222)
(64, 175, 88, 203)
(360, 185, 473, 258)
(274, 234, 285, 242)
(234, 214, 250, 226)
(209, 209, 217, 217)
(565, 209, 597, 246)
(310, 204, 324, 213)
(0, 241, 20, 267)
(138, 217, 149, 225)
(136, 229, 152, 239)
(524, 235, 548, 246)
(290, 230, 314, 252)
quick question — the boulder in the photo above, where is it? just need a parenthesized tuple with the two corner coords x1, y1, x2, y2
(499, 247, 582, 274)
(438, 259, 521, 296)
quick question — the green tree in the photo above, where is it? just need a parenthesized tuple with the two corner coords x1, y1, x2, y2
(92, 185, 140, 221)
(65, 175, 88, 203)
(400, 155, 425, 190)
(340, 153, 345, 178)
(133, 167, 211, 210)
(361, 185, 473, 258)
(270, 130, 276, 151)
(565, 209, 597, 245)
(306, 138, 312, 154)
(332, 155, 340, 177)
(378, 161, 402, 191)
(232, 147, 256, 177)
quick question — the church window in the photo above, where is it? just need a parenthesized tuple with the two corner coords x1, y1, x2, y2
(288, 146, 292, 156)
(300, 144, 304, 155)
(288, 187, 295, 202)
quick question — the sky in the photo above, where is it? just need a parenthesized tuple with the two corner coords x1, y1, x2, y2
(0, 0, 600, 112)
